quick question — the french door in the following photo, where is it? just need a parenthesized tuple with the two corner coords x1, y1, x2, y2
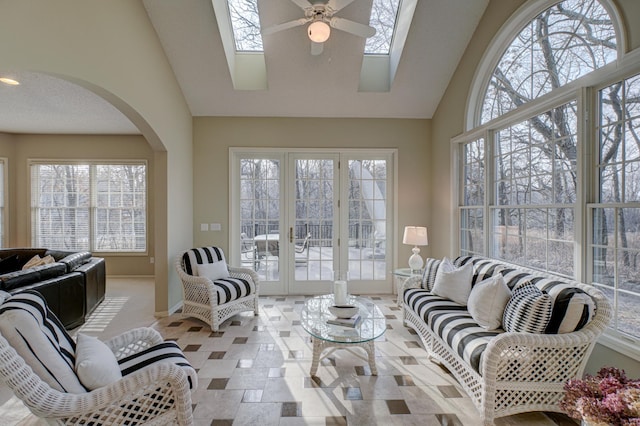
(230, 149, 394, 295)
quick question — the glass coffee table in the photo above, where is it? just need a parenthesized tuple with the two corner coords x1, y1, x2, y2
(301, 294, 387, 377)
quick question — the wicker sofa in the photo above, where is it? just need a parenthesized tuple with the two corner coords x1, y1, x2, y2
(402, 255, 611, 425)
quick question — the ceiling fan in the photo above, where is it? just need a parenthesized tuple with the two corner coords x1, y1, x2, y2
(262, 0, 376, 55)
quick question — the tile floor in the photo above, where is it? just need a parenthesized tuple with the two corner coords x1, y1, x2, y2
(1, 280, 578, 425)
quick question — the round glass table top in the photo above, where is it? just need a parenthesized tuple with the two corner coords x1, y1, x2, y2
(301, 294, 387, 344)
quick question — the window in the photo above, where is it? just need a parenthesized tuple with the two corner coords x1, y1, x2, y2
(591, 73, 640, 338)
(460, 138, 485, 257)
(365, 0, 401, 55)
(481, 0, 617, 124)
(228, 0, 263, 52)
(31, 162, 146, 252)
(457, 0, 640, 349)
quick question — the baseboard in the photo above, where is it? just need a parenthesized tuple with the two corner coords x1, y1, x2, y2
(155, 300, 183, 317)
(106, 275, 154, 279)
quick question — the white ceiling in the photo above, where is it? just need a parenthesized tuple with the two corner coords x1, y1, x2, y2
(0, 0, 489, 135)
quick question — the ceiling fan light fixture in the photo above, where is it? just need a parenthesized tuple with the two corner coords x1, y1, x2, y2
(308, 21, 330, 43)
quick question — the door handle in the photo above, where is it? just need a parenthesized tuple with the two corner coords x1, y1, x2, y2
(289, 227, 293, 243)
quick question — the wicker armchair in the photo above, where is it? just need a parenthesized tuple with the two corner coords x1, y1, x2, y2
(0, 325, 194, 425)
(176, 246, 260, 331)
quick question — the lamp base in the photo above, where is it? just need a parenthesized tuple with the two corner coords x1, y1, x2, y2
(408, 246, 424, 273)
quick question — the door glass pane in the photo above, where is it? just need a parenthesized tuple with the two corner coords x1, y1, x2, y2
(239, 158, 280, 281)
(348, 160, 387, 280)
(294, 159, 334, 282)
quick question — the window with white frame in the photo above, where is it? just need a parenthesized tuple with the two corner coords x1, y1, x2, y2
(30, 162, 146, 252)
(457, 0, 640, 346)
(591, 73, 640, 338)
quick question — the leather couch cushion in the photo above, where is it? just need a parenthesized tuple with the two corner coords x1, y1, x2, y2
(0, 263, 66, 291)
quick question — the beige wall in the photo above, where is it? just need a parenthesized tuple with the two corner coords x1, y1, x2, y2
(430, 0, 640, 376)
(0, 134, 155, 276)
(0, 0, 194, 313)
(193, 117, 431, 264)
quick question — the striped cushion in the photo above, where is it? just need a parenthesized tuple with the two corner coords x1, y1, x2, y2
(0, 290, 86, 393)
(405, 289, 502, 374)
(454, 256, 506, 287)
(421, 258, 442, 291)
(528, 278, 596, 333)
(213, 277, 256, 304)
(502, 281, 552, 333)
(182, 247, 226, 276)
(119, 341, 198, 390)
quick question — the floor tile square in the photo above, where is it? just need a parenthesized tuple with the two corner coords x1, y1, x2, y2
(343, 387, 363, 400)
(326, 416, 348, 426)
(184, 344, 201, 352)
(209, 351, 226, 360)
(279, 331, 291, 337)
(400, 356, 419, 365)
(233, 337, 248, 344)
(386, 399, 411, 414)
(394, 375, 415, 386)
(209, 331, 224, 337)
(281, 401, 302, 417)
(207, 378, 229, 390)
(188, 326, 203, 332)
(438, 385, 463, 398)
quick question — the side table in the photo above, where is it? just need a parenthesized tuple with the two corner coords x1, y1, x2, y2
(392, 268, 422, 306)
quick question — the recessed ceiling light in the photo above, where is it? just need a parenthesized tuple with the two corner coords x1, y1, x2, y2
(0, 77, 20, 86)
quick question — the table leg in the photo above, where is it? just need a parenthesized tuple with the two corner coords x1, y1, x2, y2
(366, 341, 377, 375)
(310, 338, 321, 376)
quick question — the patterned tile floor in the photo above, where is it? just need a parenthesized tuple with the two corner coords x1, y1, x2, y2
(149, 294, 578, 426)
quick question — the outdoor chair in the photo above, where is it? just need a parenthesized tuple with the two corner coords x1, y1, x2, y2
(0, 290, 196, 425)
(295, 232, 312, 266)
(176, 246, 260, 331)
(240, 232, 259, 270)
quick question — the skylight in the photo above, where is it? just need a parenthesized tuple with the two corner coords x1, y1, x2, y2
(228, 0, 263, 52)
(365, 0, 401, 54)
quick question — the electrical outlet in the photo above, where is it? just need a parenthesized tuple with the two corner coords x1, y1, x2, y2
(150, 257, 155, 264)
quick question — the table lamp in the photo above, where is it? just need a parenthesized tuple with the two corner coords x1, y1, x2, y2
(403, 226, 428, 272)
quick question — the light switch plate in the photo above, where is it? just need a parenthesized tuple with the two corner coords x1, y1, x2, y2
(210, 223, 221, 231)
(200, 223, 209, 231)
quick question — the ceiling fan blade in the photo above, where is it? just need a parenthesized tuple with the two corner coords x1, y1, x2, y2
(329, 17, 376, 38)
(311, 41, 324, 56)
(290, 0, 311, 10)
(327, 0, 355, 12)
(262, 18, 310, 35)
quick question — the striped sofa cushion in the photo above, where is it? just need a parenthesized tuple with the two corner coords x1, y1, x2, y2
(405, 288, 502, 374)
(0, 290, 86, 393)
(421, 258, 442, 291)
(119, 341, 198, 390)
(182, 247, 255, 304)
(528, 277, 596, 333)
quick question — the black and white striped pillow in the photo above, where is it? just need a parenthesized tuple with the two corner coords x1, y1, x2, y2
(182, 246, 226, 275)
(502, 281, 552, 334)
(421, 258, 442, 291)
(531, 279, 596, 334)
(0, 290, 86, 393)
(119, 341, 198, 390)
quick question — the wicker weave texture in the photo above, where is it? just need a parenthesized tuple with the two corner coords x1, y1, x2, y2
(0, 327, 194, 425)
(403, 280, 611, 425)
(175, 252, 260, 331)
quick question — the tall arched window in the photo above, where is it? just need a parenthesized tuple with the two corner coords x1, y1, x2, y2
(481, 0, 617, 124)
(456, 0, 640, 349)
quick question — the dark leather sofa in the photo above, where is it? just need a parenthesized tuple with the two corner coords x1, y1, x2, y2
(0, 248, 105, 329)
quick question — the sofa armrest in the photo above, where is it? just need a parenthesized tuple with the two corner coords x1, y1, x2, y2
(75, 257, 105, 315)
(52, 251, 91, 272)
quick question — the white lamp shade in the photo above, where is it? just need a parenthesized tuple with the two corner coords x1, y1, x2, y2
(403, 226, 428, 246)
(308, 21, 331, 43)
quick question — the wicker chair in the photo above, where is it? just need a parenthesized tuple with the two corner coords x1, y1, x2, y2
(0, 292, 195, 425)
(176, 246, 260, 331)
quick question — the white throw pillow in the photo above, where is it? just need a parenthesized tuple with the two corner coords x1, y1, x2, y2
(197, 261, 229, 281)
(22, 254, 42, 270)
(467, 274, 512, 330)
(431, 257, 474, 306)
(75, 333, 122, 390)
